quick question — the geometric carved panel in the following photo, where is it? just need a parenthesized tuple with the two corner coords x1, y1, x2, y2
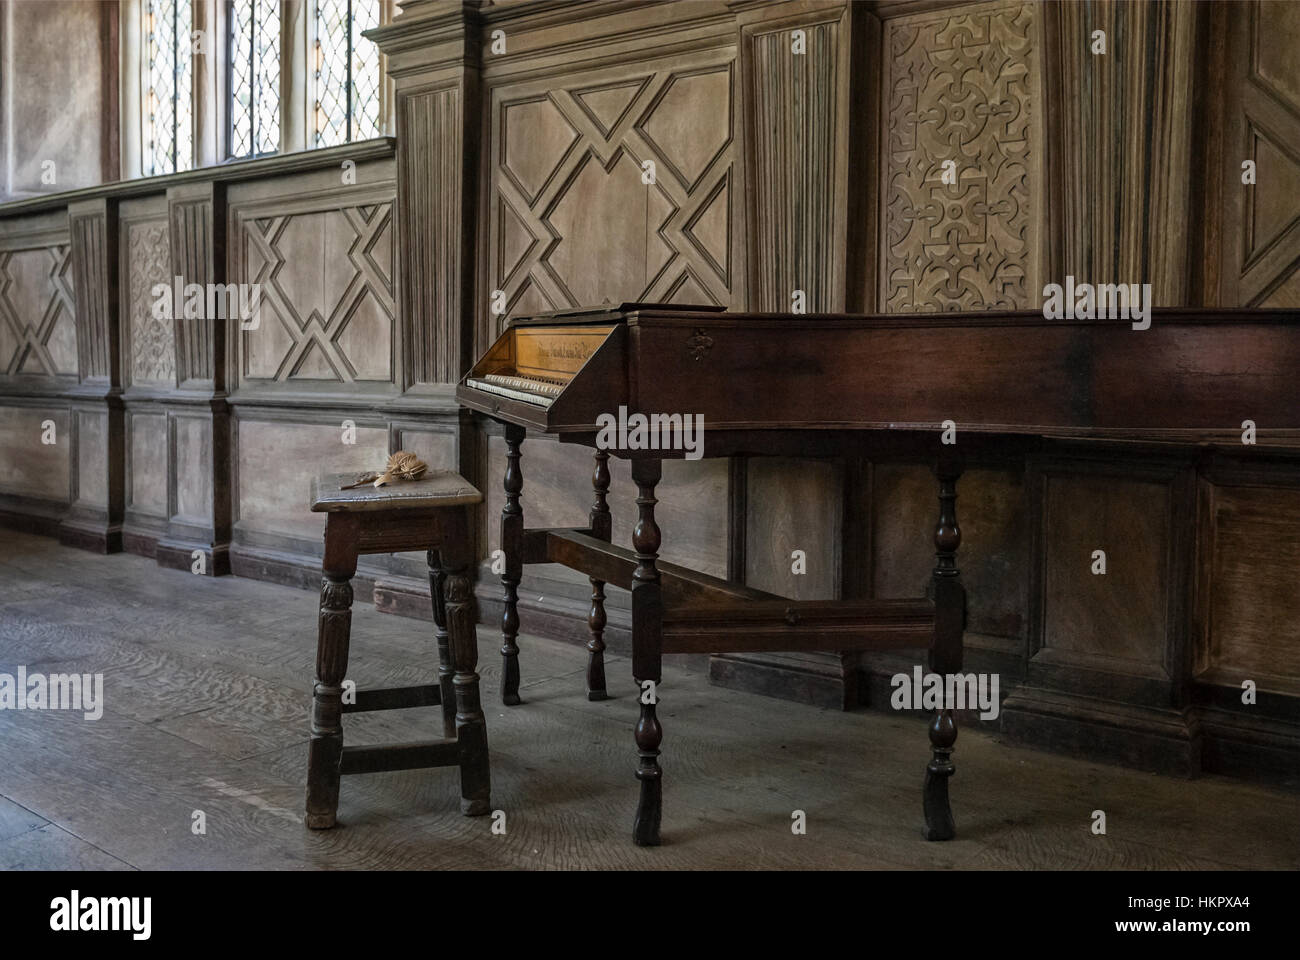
(487, 51, 734, 350)
(127, 220, 175, 384)
(1212, 1, 1300, 307)
(1252, 0, 1300, 116)
(1240, 1, 1300, 306)
(883, 1, 1039, 312)
(240, 202, 395, 383)
(0, 244, 76, 375)
(1247, 130, 1300, 265)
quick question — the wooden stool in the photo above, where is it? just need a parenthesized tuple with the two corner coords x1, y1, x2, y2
(304, 469, 489, 829)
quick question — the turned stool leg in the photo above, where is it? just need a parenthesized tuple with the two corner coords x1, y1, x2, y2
(923, 458, 964, 841)
(631, 458, 663, 846)
(306, 514, 359, 829)
(587, 450, 612, 701)
(443, 508, 490, 816)
(428, 549, 456, 740)
(500, 423, 525, 706)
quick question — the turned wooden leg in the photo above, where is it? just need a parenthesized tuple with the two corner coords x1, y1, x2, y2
(443, 508, 490, 816)
(428, 548, 456, 740)
(587, 450, 612, 701)
(631, 458, 663, 846)
(500, 423, 525, 706)
(306, 514, 359, 829)
(923, 458, 964, 841)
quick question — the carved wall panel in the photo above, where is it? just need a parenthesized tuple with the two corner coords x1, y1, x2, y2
(484, 48, 735, 354)
(0, 244, 77, 375)
(234, 199, 396, 386)
(125, 219, 175, 385)
(881, 1, 1041, 312)
(1223, 1, 1300, 306)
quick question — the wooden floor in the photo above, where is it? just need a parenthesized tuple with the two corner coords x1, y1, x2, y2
(0, 528, 1296, 870)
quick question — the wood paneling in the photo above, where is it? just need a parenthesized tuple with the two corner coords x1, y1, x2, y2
(484, 433, 729, 585)
(615, 455, 729, 581)
(234, 418, 388, 541)
(172, 415, 213, 525)
(873, 464, 1028, 641)
(745, 457, 840, 601)
(128, 412, 167, 515)
(1046, 0, 1198, 304)
(0, 406, 70, 501)
(168, 185, 221, 388)
(742, 8, 845, 311)
(1205, 485, 1300, 693)
(1041, 473, 1169, 668)
(393, 429, 458, 473)
(69, 200, 116, 383)
(75, 410, 108, 508)
(399, 81, 475, 386)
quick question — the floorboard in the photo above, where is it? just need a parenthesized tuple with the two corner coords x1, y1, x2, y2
(1, 528, 1296, 870)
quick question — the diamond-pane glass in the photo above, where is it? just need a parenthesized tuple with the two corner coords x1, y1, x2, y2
(145, 0, 177, 175)
(144, 0, 194, 174)
(351, 1, 381, 141)
(175, 0, 194, 171)
(231, 0, 282, 158)
(314, 1, 383, 147)
(254, 0, 282, 155)
(315, 0, 350, 147)
(229, 0, 254, 158)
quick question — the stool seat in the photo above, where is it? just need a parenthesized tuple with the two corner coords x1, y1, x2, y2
(310, 470, 482, 512)
(304, 466, 489, 830)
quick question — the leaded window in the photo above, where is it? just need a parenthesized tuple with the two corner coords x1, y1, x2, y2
(314, 0, 382, 147)
(228, 0, 282, 159)
(144, 0, 195, 175)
